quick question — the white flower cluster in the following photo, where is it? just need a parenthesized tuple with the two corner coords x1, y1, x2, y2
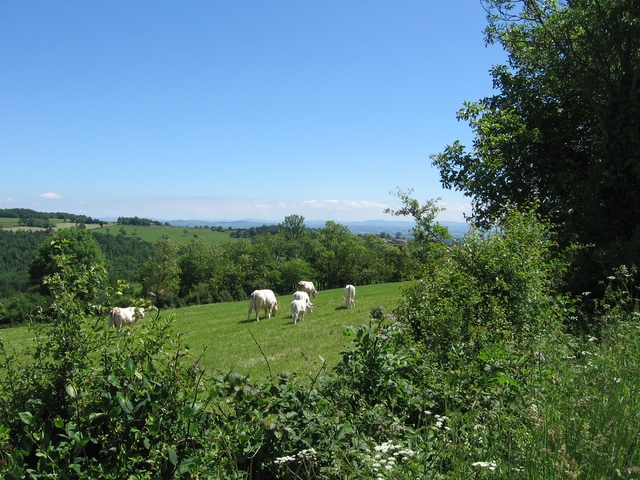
(367, 441, 417, 478)
(273, 448, 317, 465)
(432, 414, 450, 431)
(472, 461, 497, 470)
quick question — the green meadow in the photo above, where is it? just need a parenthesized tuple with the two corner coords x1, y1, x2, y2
(0, 282, 404, 380)
(92, 224, 235, 244)
(1, 217, 235, 244)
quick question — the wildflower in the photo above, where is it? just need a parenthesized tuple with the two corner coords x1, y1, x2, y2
(274, 455, 296, 464)
(297, 448, 317, 459)
(472, 461, 497, 471)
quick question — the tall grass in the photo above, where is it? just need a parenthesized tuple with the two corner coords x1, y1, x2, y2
(521, 315, 640, 478)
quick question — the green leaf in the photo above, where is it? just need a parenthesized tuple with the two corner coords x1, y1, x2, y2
(18, 412, 33, 426)
(66, 384, 77, 399)
(88, 412, 105, 422)
(54, 416, 64, 429)
(168, 448, 178, 466)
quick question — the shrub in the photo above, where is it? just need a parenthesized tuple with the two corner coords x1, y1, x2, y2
(0, 240, 210, 479)
(396, 209, 567, 364)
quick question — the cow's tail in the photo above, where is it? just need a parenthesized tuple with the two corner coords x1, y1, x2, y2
(108, 308, 116, 328)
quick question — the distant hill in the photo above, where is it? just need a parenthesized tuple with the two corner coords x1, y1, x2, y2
(162, 218, 470, 238)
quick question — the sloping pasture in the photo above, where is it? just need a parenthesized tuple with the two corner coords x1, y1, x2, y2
(0, 283, 406, 381)
(92, 224, 235, 244)
(0, 218, 234, 244)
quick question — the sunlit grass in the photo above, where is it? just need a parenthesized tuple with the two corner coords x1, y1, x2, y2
(169, 283, 405, 379)
(0, 283, 405, 380)
(522, 320, 640, 479)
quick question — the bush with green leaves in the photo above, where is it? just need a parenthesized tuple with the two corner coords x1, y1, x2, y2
(396, 208, 567, 364)
(0, 240, 210, 479)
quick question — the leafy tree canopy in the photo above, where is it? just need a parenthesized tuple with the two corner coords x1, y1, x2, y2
(29, 228, 105, 294)
(431, 0, 640, 292)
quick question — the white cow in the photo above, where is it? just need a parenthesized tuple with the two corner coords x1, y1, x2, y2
(291, 298, 313, 324)
(109, 307, 145, 330)
(247, 289, 279, 322)
(297, 280, 318, 298)
(292, 290, 314, 310)
(344, 284, 356, 309)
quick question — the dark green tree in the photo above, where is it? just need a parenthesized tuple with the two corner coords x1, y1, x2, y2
(315, 221, 362, 289)
(29, 228, 105, 295)
(137, 237, 180, 306)
(278, 214, 306, 242)
(177, 238, 212, 298)
(431, 0, 640, 292)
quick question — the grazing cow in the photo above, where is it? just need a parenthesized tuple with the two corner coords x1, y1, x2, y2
(291, 298, 313, 324)
(297, 280, 318, 298)
(292, 290, 314, 310)
(344, 284, 356, 309)
(109, 307, 145, 330)
(247, 289, 279, 322)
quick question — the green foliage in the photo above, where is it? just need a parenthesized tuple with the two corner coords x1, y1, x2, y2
(396, 209, 566, 362)
(278, 214, 306, 242)
(28, 228, 106, 296)
(0, 208, 102, 225)
(516, 267, 640, 478)
(137, 237, 181, 307)
(92, 231, 154, 285)
(137, 217, 422, 307)
(432, 0, 640, 296)
(0, 230, 49, 295)
(117, 216, 154, 226)
(0, 239, 209, 479)
(2, 205, 640, 478)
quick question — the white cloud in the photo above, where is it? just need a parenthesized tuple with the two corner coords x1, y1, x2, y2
(301, 199, 388, 211)
(39, 192, 63, 199)
(436, 201, 472, 222)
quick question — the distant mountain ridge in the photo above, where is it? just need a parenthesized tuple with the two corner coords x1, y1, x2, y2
(160, 218, 470, 238)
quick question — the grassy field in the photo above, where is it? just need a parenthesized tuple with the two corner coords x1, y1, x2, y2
(90, 224, 236, 244)
(0, 217, 22, 228)
(0, 217, 235, 244)
(0, 282, 405, 380)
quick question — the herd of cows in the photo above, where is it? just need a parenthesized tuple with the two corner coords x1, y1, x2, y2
(244, 280, 357, 324)
(107, 281, 356, 330)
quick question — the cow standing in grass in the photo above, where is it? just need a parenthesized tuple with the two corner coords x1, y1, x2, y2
(297, 281, 318, 298)
(109, 307, 145, 330)
(247, 289, 279, 322)
(344, 284, 356, 309)
(291, 298, 313, 324)
(292, 290, 314, 310)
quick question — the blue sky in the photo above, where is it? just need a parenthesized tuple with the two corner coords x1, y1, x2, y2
(1, 1, 506, 223)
